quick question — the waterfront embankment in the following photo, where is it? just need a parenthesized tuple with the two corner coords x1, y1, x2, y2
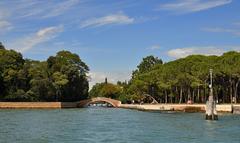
(0, 102, 240, 113)
(0, 102, 77, 109)
(120, 104, 240, 113)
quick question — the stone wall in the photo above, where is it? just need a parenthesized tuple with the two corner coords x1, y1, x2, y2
(0, 102, 77, 109)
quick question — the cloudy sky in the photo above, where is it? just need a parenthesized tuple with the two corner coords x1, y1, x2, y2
(0, 0, 240, 87)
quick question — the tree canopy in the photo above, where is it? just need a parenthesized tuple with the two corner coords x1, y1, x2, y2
(121, 52, 240, 104)
(0, 43, 89, 102)
(89, 82, 122, 100)
(1, 42, 240, 104)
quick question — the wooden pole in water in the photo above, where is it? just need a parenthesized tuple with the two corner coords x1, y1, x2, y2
(205, 69, 218, 120)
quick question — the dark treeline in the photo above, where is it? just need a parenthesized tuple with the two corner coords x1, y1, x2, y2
(0, 43, 89, 102)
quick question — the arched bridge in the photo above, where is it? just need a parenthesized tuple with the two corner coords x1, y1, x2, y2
(77, 97, 121, 108)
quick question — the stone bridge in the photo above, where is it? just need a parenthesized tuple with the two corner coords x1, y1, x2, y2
(77, 97, 121, 108)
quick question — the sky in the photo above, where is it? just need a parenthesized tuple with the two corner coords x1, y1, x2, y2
(0, 0, 240, 87)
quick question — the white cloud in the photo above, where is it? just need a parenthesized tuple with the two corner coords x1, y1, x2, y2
(148, 45, 161, 50)
(157, 0, 232, 13)
(0, 8, 12, 33)
(0, 20, 13, 31)
(203, 27, 240, 36)
(42, 0, 80, 18)
(8, 25, 64, 52)
(88, 71, 131, 89)
(36, 26, 63, 37)
(80, 12, 134, 28)
(167, 46, 226, 59)
(12, 0, 79, 19)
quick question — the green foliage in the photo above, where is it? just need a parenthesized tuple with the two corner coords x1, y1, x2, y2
(90, 83, 122, 99)
(1, 40, 240, 104)
(0, 42, 5, 50)
(0, 43, 89, 102)
(47, 50, 89, 101)
(124, 53, 240, 104)
(52, 72, 68, 87)
(133, 55, 163, 78)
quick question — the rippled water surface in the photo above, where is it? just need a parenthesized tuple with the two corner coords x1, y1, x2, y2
(0, 108, 240, 143)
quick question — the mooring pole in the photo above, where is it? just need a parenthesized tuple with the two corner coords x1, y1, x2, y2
(206, 69, 218, 120)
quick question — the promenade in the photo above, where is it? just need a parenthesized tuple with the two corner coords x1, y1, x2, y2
(120, 104, 240, 113)
(0, 102, 240, 113)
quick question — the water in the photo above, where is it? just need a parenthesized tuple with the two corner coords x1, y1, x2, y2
(0, 108, 240, 143)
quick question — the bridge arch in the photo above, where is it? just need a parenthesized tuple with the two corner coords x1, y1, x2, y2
(77, 97, 121, 108)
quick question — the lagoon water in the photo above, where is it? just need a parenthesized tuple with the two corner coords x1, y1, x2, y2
(0, 108, 240, 143)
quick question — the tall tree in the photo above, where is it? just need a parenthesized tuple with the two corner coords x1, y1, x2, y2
(47, 50, 89, 101)
(124, 52, 240, 104)
(132, 55, 163, 78)
(90, 83, 122, 99)
(0, 42, 5, 50)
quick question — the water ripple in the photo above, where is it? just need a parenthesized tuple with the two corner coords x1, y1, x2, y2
(0, 108, 239, 143)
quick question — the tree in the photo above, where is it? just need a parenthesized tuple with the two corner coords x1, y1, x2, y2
(0, 70, 4, 98)
(217, 51, 240, 103)
(52, 72, 68, 101)
(0, 45, 90, 102)
(27, 61, 55, 101)
(124, 52, 240, 104)
(90, 82, 122, 99)
(0, 42, 5, 50)
(132, 55, 163, 78)
(47, 50, 89, 101)
(0, 48, 25, 100)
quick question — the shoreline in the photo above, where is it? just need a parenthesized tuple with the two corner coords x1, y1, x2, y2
(119, 104, 239, 113)
(0, 102, 77, 109)
(0, 102, 240, 114)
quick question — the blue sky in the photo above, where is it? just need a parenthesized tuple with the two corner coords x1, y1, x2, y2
(0, 0, 240, 87)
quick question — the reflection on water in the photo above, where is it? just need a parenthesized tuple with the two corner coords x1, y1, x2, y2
(0, 108, 239, 143)
(88, 102, 113, 108)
